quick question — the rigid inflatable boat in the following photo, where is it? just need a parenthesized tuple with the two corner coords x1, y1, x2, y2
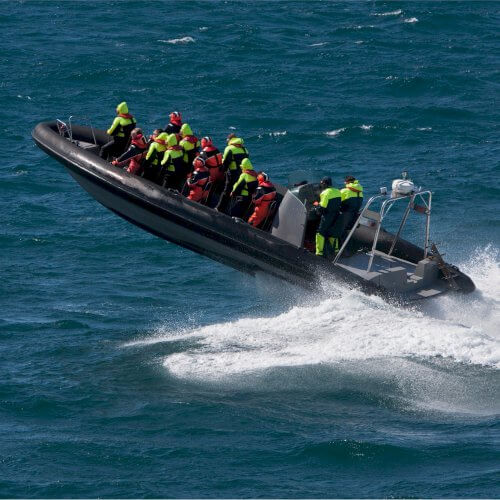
(32, 120, 475, 301)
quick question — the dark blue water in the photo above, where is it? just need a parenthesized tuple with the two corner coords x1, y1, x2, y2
(1, 1, 499, 497)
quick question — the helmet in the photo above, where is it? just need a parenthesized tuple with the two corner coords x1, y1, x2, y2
(320, 176, 332, 187)
(201, 136, 213, 148)
(170, 111, 182, 124)
(257, 171, 268, 183)
(193, 156, 206, 169)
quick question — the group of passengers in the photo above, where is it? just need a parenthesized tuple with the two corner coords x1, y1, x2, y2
(100, 102, 277, 229)
(100, 102, 363, 257)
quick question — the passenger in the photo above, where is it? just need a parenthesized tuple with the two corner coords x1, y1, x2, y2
(142, 131, 168, 183)
(187, 156, 210, 202)
(216, 134, 249, 213)
(160, 133, 185, 191)
(199, 136, 224, 204)
(164, 111, 183, 135)
(313, 176, 342, 257)
(179, 123, 200, 176)
(200, 136, 224, 183)
(111, 127, 147, 175)
(229, 158, 258, 218)
(339, 175, 364, 236)
(248, 172, 277, 229)
(100, 101, 137, 160)
(147, 128, 163, 147)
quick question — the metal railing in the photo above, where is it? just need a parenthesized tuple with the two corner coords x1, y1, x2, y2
(56, 116, 97, 146)
(332, 190, 432, 272)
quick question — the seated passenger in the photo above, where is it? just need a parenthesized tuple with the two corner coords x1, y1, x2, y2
(230, 158, 258, 218)
(111, 128, 147, 175)
(100, 101, 137, 160)
(313, 176, 342, 257)
(164, 111, 183, 135)
(160, 133, 185, 191)
(216, 134, 249, 213)
(179, 123, 200, 177)
(147, 128, 163, 147)
(142, 131, 168, 183)
(248, 172, 277, 228)
(187, 156, 210, 202)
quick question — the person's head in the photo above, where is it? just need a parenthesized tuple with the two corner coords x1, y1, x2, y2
(193, 156, 206, 169)
(241, 158, 253, 170)
(116, 101, 128, 115)
(180, 123, 193, 137)
(320, 176, 332, 189)
(156, 132, 169, 143)
(344, 175, 356, 184)
(151, 128, 162, 139)
(131, 127, 142, 139)
(226, 132, 236, 143)
(166, 133, 178, 147)
(201, 136, 213, 149)
(170, 111, 182, 125)
(257, 171, 268, 184)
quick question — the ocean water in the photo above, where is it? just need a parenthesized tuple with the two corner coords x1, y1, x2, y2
(1, 1, 500, 497)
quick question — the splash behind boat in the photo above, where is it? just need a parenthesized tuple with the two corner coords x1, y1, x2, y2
(32, 120, 475, 301)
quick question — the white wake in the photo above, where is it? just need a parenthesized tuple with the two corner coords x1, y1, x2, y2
(126, 247, 499, 384)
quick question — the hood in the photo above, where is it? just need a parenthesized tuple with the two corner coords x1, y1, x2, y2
(167, 133, 179, 147)
(229, 137, 244, 147)
(241, 158, 254, 170)
(170, 114, 182, 126)
(156, 132, 169, 143)
(180, 123, 193, 136)
(116, 101, 129, 114)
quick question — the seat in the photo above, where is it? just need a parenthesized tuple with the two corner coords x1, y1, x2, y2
(261, 200, 278, 231)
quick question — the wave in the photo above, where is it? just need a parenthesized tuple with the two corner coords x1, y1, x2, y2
(158, 36, 195, 45)
(372, 9, 403, 17)
(326, 128, 346, 137)
(404, 17, 419, 24)
(325, 125, 374, 137)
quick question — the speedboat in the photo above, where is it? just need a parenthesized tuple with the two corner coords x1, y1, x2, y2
(32, 119, 475, 301)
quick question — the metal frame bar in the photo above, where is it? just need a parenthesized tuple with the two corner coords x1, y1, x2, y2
(388, 194, 414, 256)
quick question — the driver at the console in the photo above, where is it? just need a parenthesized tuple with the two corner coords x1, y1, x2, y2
(313, 177, 342, 257)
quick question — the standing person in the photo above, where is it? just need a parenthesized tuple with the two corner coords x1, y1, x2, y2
(313, 176, 342, 257)
(248, 172, 277, 229)
(100, 101, 137, 160)
(337, 175, 364, 240)
(160, 133, 185, 190)
(142, 131, 168, 183)
(186, 156, 210, 202)
(199, 136, 224, 204)
(111, 128, 147, 175)
(216, 134, 249, 213)
(179, 123, 200, 178)
(229, 158, 258, 218)
(164, 111, 183, 135)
